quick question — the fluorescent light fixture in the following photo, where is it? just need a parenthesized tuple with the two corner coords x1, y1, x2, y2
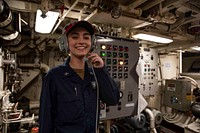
(132, 33, 173, 44)
(97, 38, 114, 42)
(35, 9, 59, 34)
(191, 46, 200, 51)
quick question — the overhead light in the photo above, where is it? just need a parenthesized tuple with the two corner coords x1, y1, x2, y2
(132, 33, 173, 44)
(35, 9, 59, 34)
(97, 38, 114, 42)
(191, 46, 200, 51)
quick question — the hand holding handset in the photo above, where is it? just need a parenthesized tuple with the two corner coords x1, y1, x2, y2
(86, 52, 104, 68)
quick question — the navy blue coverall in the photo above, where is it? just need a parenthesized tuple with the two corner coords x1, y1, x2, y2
(39, 57, 120, 133)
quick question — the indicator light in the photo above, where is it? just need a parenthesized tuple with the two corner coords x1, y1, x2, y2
(107, 52, 112, 57)
(113, 45, 118, 51)
(124, 67, 128, 71)
(106, 66, 111, 71)
(124, 47, 129, 52)
(113, 66, 117, 72)
(112, 73, 117, 78)
(107, 59, 111, 64)
(107, 45, 112, 50)
(119, 60, 124, 65)
(124, 53, 129, 58)
(118, 73, 123, 78)
(118, 67, 122, 71)
(113, 52, 117, 57)
(119, 53, 123, 58)
(124, 60, 128, 65)
(101, 44, 106, 50)
(124, 73, 128, 78)
(113, 59, 117, 65)
(119, 46, 123, 51)
(100, 51, 106, 57)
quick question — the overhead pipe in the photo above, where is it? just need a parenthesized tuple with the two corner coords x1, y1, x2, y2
(90, 0, 99, 8)
(51, 0, 79, 34)
(84, 9, 98, 21)
(120, 4, 142, 17)
(154, 13, 186, 32)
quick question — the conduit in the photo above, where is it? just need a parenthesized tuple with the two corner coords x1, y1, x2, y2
(0, 48, 4, 91)
(144, 108, 157, 133)
(51, 0, 79, 34)
(154, 13, 186, 32)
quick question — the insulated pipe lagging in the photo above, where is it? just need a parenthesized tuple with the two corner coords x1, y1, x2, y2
(144, 108, 157, 133)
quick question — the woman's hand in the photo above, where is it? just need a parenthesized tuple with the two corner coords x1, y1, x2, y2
(87, 52, 104, 68)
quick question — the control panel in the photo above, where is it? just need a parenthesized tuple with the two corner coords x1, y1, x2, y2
(94, 34, 139, 120)
(138, 47, 158, 96)
(163, 79, 191, 111)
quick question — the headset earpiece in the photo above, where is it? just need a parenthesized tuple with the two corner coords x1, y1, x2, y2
(58, 35, 67, 52)
(58, 26, 69, 53)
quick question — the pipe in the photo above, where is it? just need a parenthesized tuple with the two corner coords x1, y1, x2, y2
(154, 13, 186, 32)
(184, 116, 192, 125)
(120, 5, 142, 17)
(163, 113, 183, 123)
(90, 0, 99, 8)
(144, 108, 157, 133)
(40, 63, 50, 73)
(178, 75, 199, 88)
(51, 0, 79, 34)
(84, 9, 98, 21)
(0, 48, 4, 91)
(19, 63, 50, 73)
(191, 102, 200, 119)
(179, 50, 182, 74)
(63, 0, 71, 8)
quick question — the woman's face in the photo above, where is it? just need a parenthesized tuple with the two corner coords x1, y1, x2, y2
(67, 27, 92, 59)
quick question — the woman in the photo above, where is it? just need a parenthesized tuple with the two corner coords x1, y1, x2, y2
(39, 20, 120, 133)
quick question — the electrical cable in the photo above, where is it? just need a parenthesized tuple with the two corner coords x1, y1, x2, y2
(90, 63, 99, 132)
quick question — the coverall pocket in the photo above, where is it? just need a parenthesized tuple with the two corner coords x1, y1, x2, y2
(56, 94, 83, 123)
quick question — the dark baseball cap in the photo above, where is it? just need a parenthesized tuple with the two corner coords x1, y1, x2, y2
(64, 20, 95, 35)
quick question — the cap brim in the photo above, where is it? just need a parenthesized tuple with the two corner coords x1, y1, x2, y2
(65, 21, 94, 35)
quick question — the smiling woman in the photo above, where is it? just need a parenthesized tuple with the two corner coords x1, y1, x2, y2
(39, 20, 120, 133)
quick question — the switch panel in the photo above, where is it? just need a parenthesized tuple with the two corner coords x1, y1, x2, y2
(163, 79, 191, 111)
(94, 34, 139, 120)
(138, 47, 158, 96)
